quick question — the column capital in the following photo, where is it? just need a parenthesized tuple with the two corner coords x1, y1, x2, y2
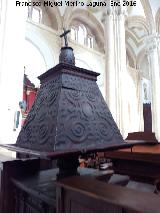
(113, 2, 127, 16)
(102, 5, 127, 23)
(101, 12, 113, 24)
(104, 0, 114, 15)
(145, 34, 160, 53)
(103, 0, 127, 16)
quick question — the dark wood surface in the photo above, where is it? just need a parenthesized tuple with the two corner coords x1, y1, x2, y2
(11, 167, 113, 213)
(1, 154, 160, 213)
(126, 132, 158, 143)
(56, 176, 160, 213)
(103, 132, 160, 184)
(105, 147, 160, 184)
(143, 104, 152, 132)
(0, 140, 153, 160)
(0, 155, 40, 213)
(16, 62, 126, 155)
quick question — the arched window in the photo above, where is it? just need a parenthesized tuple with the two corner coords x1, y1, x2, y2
(24, 40, 46, 87)
(70, 23, 94, 49)
(32, 8, 42, 23)
(78, 25, 86, 45)
(87, 35, 93, 48)
(71, 27, 78, 41)
(25, 4, 30, 20)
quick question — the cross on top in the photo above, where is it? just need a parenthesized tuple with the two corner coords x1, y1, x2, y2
(60, 28, 71, 47)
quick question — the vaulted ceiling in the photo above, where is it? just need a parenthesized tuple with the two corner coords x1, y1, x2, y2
(39, 0, 160, 69)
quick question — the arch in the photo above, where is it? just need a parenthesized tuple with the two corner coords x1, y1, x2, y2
(126, 43, 136, 68)
(62, 4, 74, 28)
(45, 4, 62, 31)
(24, 40, 47, 86)
(63, 8, 104, 52)
(126, 16, 149, 35)
(126, 16, 149, 61)
(136, 48, 147, 69)
(140, 0, 155, 33)
(136, 48, 150, 80)
(75, 58, 93, 70)
(126, 29, 144, 48)
(25, 27, 55, 69)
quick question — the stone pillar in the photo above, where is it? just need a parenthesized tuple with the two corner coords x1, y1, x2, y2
(114, 6, 128, 138)
(104, 2, 128, 138)
(146, 35, 160, 141)
(0, 0, 26, 143)
(104, 7, 116, 119)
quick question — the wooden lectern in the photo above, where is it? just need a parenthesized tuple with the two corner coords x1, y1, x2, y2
(0, 40, 160, 213)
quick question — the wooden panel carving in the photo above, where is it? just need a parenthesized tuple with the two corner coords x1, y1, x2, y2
(16, 63, 125, 155)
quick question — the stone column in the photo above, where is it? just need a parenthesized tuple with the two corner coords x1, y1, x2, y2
(114, 6, 128, 138)
(104, 2, 128, 138)
(146, 35, 160, 141)
(104, 6, 117, 120)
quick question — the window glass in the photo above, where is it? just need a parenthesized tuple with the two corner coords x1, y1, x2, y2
(70, 23, 94, 49)
(32, 8, 41, 23)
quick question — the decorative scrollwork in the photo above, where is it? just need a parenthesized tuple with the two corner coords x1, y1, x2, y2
(38, 123, 49, 145)
(98, 122, 114, 141)
(47, 89, 59, 107)
(17, 63, 124, 153)
(81, 101, 94, 120)
(69, 121, 87, 143)
(86, 87, 98, 102)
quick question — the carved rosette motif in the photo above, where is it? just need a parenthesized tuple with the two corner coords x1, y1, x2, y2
(55, 74, 123, 151)
(17, 64, 124, 154)
(17, 76, 61, 151)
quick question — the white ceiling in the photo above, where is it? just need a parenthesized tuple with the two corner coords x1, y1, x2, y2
(149, 0, 160, 17)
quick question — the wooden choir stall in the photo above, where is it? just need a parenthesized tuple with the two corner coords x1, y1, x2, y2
(0, 36, 160, 213)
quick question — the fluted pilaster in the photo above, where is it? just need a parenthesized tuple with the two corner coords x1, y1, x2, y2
(103, 2, 128, 138)
(146, 35, 160, 141)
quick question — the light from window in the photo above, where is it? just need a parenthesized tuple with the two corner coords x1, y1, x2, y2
(70, 24, 94, 49)
(87, 36, 93, 48)
(32, 8, 41, 23)
(78, 25, 86, 45)
(71, 27, 77, 41)
(25, 6, 30, 20)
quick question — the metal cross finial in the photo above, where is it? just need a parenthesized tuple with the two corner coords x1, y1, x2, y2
(60, 28, 71, 47)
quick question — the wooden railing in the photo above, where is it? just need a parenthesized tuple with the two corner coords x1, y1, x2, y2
(57, 176, 160, 213)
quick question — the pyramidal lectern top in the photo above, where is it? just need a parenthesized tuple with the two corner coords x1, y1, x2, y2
(15, 30, 130, 158)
